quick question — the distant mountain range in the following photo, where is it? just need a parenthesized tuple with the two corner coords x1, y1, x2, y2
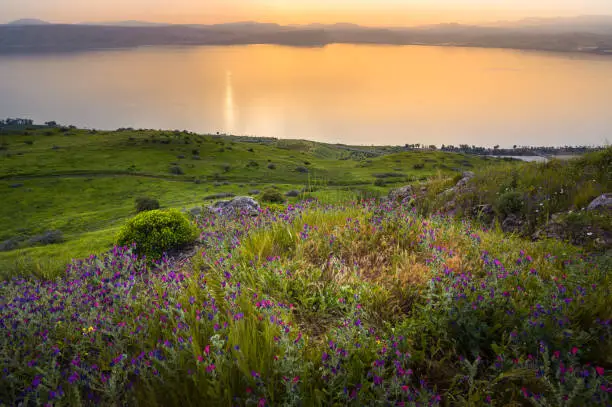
(7, 18, 51, 26)
(1, 16, 612, 55)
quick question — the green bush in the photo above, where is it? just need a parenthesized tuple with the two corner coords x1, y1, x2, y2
(373, 178, 386, 187)
(135, 196, 160, 213)
(116, 209, 198, 259)
(169, 165, 184, 175)
(261, 188, 285, 203)
(496, 191, 524, 216)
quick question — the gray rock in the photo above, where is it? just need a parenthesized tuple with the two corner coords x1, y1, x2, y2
(285, 190, 300, 197)
(189, 207, 203, 216)
(502, 214, 525, 234)
(587, 193, 612, 212)
(388, 185, 414, 202)
(0, 238, 21, 252)
(455, 172, 475, 189)
(211, 196, 260, 216)
(9, 183, 24, 188)
(472, 204, 494, 221)
(29, 230, 64, 246)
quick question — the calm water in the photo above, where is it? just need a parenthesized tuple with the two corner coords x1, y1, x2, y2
(1, 44, 611, 147)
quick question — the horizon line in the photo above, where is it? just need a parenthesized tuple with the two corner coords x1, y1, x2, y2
(4, 14, 612, 28)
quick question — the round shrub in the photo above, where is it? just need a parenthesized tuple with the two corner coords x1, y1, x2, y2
(496, 191, 524, 216)
(169, 165, 184, 175)
(261, 188, 285, 204)
(116, 209, 198, 259)
(374, 178, 386, 187)
(135, 196, 160, 213)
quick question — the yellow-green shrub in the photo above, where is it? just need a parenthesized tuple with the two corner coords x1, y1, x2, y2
(116, 209, 198, 259)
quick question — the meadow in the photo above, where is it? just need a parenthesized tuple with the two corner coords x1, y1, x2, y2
(0, 126, 610, 406)
(0, 126, 498, 279)
(1, 200, 610, 406)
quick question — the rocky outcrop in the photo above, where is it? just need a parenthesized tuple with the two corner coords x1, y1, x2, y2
(455, 171, 475, 189)
(210, 196, 260, 216)
(533, 211, 611, 250)
(471, 204, 494, 223)
(587, 193, 612, 212)
(501, 214, 526, 234)
(441, 171, 476, 198)
(388, 185, 414, 203)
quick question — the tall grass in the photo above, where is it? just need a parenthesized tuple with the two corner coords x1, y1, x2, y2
(1, 200, 609, 405)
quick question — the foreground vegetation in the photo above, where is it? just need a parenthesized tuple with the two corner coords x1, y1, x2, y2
(1, 201, 610, 406)
(0, 126, 502, 278)
(1, 126, 610, 405)
(417, 148, 611, 251)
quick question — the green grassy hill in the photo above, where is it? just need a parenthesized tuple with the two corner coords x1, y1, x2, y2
(0, 127, 503, 278)
(0, 126, 610, 406)
(415, 148, 612, 251)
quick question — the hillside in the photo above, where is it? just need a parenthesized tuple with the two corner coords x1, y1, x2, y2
(0, 126, 502, 278)
(0, 125, 611, 405)
(1, 20, 612, 54)
(1, 192, 610, 405)
(413, 148, 612, 251)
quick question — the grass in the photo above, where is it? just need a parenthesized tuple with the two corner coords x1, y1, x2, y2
(1, 201, 609, 406)
(416, 148, 612, 249)
(1, 126, 609, 405)
(0, 127, 505, 278)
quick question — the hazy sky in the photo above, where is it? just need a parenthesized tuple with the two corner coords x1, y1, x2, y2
(3, 0, 612, 26)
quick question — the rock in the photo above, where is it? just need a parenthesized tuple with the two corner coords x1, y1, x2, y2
(0, 238, 21, 252)
(285, 190, 300, 197)
(532, 219, 565, 242)
(455, 171, 475, 189)
(587, 193, 612, 212)
(501, 214, 525, 234)
(533, 211, 611, 249)
(248, 189, 260, 195)
(388, 185, 414, 202)
(472, 204, 494, 222)
(189, 207, 202, 216)
(29, 230, 64, 246)
(9, 183, 24, 188)
(210, 196, 260, 216)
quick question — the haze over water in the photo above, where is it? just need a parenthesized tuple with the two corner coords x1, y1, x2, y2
(1, 44, 611, 147)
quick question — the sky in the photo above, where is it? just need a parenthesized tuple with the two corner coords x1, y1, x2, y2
(2, 0, 612, 26)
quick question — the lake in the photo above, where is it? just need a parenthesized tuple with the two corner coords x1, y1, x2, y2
(1, 44, 611, 147)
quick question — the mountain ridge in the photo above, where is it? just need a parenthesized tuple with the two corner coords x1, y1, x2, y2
(2, 16, 612, 54)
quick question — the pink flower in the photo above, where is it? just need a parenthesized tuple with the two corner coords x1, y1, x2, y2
(204, 345, 210, 355)
(258, 398, 266, 407)
(571, 347, 579, 355)
(197, 355, 204, 363)
(206, 364, 216, 372)
(401, 385, 410, 392)
(595, 366, 604, 376)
